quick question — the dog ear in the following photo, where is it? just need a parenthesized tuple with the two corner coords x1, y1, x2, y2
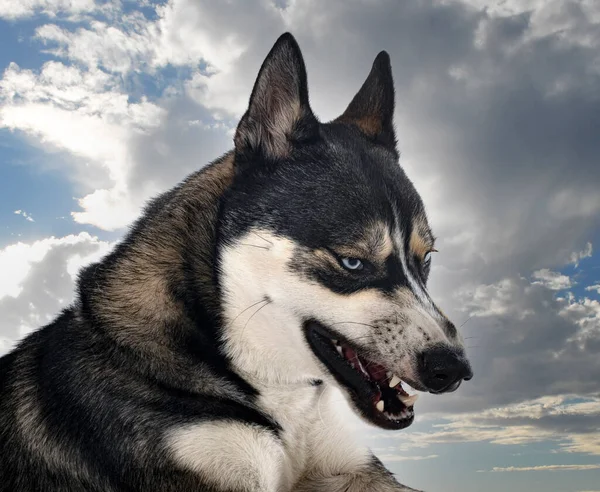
(335, 51, 397, 152)
(235, 33, 317, 159)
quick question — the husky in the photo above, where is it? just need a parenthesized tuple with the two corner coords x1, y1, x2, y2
(0, 33, 472, 491)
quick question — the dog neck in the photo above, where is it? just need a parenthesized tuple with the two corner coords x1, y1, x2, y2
(77, 152, 236, 355)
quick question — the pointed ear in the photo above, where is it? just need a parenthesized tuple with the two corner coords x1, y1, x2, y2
(234, 33, 317, 159)
(335, 51, 396, 152)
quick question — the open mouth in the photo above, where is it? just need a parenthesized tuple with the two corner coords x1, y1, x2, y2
(305, 321, 418, 430)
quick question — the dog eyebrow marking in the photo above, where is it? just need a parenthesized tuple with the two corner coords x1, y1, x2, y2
(334, 221, 393, 265)
(409, 221, 434, 260)
(389, 206, 434, 310)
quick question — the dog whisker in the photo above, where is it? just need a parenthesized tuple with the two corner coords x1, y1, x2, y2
(251, 231, 274, 246)
(329, 321, 378, 330)
(226, 298, 269, 330)
(240, 299, 272, 337)
(239, 243, 270, 250)
(316, 383, 329, 429)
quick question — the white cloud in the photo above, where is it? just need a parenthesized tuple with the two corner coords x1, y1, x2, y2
(484, 464, 600, 472)
(368, 395, 600, 457)
(35, 20, 157, 75)
(586, 285, 600, 295)
(456, 277, 537, 318)
(0, 61, 165, 230)
(0, 232, 112, 300)
(532, 269, 573, 290)
(0, 0, 98, 20)
(34, 0, 256, 77)
(30, 0, 283, 123)
(14, 209, 35, 222)
(560, 296, 600, 348)
(569, 242, 594, 266)
(0, 234, 115, 344)
(470, 395, 600, 420)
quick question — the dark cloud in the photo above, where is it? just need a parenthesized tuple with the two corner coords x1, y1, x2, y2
(127, 93, 233, 195)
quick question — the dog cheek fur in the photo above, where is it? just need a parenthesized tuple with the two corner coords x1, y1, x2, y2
(218, 230, 427, 382)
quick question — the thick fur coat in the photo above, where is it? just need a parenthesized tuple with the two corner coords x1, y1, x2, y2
(0, 33, 471, 492)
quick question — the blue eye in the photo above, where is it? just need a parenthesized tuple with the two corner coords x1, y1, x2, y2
(341, 257, 364, 271)
(424, 252, 432, 264)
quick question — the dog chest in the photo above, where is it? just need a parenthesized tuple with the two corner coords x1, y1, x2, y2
(256, 381, 332, 486)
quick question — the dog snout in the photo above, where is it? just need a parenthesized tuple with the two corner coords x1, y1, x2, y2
(417, 346, 473, 394)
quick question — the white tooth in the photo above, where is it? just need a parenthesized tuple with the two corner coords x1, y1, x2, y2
(376, 400, 385, 412)
(336, 345, 343, 356)
(389, 374, 401, 388)
(398, 393, 419, 407)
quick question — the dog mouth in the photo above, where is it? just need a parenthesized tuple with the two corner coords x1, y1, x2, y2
(305, 321, 418, 430)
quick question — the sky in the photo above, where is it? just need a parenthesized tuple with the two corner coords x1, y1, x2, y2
(0, 0, 599, 490)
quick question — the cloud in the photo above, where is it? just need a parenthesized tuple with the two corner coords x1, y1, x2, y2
(360, 246, 599, 457)
(0, 0, 98, 21)
(0, 60, 167, 229)
(13, 210, 35, 222)
(569, 242, 594, 266)
(1, 2, 600, 480)
(3, 0, 600, 255)
(0, 233, 114, 350)
(377, 454, 439, 463)
(586, 285, 600, 295)
(532, 269, 573, 290)
(1, 4, 242, 230)
(33, 1, 254, 76)
(483, 464, 600, 472)
(367, 394, 600, 458)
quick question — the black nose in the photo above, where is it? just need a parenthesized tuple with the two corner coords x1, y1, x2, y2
(418, 347, 473, 394)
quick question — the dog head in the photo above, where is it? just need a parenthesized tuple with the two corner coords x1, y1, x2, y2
(217, 33, 472, 430)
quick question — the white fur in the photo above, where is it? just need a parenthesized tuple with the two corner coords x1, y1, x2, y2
(165, 387, 370, 491)
(167, 420, 286, 492)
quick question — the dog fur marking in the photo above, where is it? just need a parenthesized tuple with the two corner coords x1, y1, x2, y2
(167, 421, 286, 492)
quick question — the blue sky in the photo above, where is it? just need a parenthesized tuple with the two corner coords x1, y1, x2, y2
(1, 1, 600, 491)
